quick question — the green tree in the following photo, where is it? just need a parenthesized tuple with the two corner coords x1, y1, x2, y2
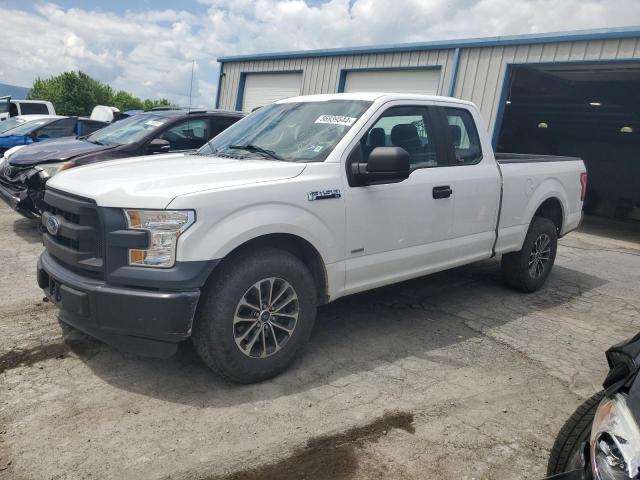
(28, 71, 174, 115)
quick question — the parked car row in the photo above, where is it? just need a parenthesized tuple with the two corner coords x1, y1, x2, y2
(0, 108, 244, 217)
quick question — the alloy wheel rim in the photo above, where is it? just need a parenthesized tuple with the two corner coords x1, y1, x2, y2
(233, 277, 299, 358)
(528, 233, 551, 279)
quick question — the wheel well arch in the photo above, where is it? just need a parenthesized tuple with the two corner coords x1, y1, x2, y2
(533, 197, 563, 235)
(213, 233, 329, 305)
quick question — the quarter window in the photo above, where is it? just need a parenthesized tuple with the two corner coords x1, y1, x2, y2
(362, 106, 441, 168)
(444, 107, 482, 165)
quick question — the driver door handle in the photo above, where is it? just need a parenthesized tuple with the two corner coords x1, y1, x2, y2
(433, 186, 453, 199)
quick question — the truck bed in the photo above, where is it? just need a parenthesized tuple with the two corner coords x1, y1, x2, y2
(495, 153, 582, 164)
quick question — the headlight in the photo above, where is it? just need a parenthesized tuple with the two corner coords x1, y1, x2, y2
(124, 209, 195, 268)
(38, 161, 74, 178)
(591, 395, 640, 479)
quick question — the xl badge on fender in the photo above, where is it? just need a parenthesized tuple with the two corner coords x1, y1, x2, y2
(307, 189, 341, 201)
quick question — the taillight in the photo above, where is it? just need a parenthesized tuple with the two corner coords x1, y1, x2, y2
(580, 172, 587, 202)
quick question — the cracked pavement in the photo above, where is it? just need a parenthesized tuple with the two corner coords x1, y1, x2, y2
(0, 203, 639, 480)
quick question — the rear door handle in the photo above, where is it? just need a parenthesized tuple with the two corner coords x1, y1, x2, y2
(433, 186, 453, 199)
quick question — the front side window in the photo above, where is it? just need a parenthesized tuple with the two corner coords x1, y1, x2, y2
(362, 106, 441, 168)
(0, 97, 9, 114)
(445, 107, 482, 165)
(36, 118, 76, 139)
(86, 113, 169, 146)
(159, 119, 208, 151)
(199, 100, 372, 162)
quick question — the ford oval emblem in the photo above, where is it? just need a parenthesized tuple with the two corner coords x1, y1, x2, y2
(46, 216, 60, 236)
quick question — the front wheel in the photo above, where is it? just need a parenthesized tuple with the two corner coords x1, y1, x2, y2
(192, 248, 317, 383)
(502, 216, 558, 292)
(547, 391, 603, 476)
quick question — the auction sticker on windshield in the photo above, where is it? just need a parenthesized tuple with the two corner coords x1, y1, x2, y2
(144, 120, 165, 128)
(315, 115, 357, 127)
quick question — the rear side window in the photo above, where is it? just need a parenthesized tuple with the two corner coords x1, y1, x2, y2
(19, 102, 49, 115)
(79, 120, 107, 136)
(36, 118, 76, 139)
(211, 117, 239, 139)
(444, 107, 482, 165)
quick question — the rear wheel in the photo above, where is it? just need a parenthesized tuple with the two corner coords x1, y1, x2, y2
(192, 248, 317, 383)
(547, 391, 603, 476)
(502, 216, 558, 292)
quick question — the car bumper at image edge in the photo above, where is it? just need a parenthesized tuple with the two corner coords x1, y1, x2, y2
(0, 179, 39, 219)
(37, 251, 201, 358)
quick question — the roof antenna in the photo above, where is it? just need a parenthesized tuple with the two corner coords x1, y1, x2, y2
(187, 59, 195, 113)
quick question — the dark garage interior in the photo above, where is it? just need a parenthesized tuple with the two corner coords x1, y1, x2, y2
(496, 62, 640, 226)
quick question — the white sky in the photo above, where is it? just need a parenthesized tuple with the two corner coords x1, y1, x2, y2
(0, 1, 638, 107)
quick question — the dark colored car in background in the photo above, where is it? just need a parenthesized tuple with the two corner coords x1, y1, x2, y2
(0, 109, 244, 218)
(545, 333, 640, 480)
(0, 116, 109, 155)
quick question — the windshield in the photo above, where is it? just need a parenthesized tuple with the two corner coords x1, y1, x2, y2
(86, 113, 169, 146)
(0, 117, 29, 135)
(198, 100, 372, 162)
(0, 118, 52, 136)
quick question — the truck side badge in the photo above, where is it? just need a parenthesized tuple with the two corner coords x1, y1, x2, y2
(307, 189, 341, 201)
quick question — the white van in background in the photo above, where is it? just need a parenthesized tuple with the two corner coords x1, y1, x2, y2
(0, 96, 56, 121)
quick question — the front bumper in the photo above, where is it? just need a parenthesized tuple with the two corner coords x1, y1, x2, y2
(0, 167, 41, 218)
(38, 250, 201, 358)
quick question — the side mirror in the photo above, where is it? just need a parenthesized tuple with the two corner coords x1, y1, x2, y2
(351, 147, 410, 185)
(147, 138, 171, 154)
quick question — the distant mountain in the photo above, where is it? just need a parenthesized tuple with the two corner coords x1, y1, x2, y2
(0, 83, 30, 99)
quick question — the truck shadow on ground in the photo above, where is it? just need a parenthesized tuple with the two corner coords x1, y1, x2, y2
(63, 259, 607, 408)
(12, 217, 41, 244)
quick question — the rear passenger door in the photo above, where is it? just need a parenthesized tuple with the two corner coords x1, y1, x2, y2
(343, 103, 455, 294)
(435, 106, 501, 264)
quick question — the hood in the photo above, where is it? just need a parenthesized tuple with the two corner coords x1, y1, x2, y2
(8, 137, 114, 166)
(47, 153, 307, 209)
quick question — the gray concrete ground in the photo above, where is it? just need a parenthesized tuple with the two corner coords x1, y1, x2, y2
(1, 205, 639, 480)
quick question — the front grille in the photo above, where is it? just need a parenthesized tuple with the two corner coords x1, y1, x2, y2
(41, 189, 104, 278)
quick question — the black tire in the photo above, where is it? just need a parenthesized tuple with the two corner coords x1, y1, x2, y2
(192, 248, 317, 383)
(547, 391, 603, 476)
(502, 216, 558, 292)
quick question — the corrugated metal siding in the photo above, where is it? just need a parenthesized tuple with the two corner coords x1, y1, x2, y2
(454, 37, 640, 133)
(219, 37, 640, 135)
(218, 49, 457, 110)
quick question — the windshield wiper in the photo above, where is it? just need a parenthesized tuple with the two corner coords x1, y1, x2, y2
(228, 144, 284, 161)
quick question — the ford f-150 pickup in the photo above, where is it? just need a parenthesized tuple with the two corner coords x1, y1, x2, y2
(36, 93, 587, 383)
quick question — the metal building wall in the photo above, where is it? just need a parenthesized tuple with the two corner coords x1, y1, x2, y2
(217, 49, 457, 110)
(454, 37, 640, 133)
(218, 34, 640, 135)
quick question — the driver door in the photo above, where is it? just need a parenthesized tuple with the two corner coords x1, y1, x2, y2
(343, 103, 455, 295)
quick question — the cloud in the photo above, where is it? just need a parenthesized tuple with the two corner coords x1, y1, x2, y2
(0, 1, 638, 108)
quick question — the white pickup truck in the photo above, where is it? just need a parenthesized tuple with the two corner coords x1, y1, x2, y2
(37, 93, 587, 383)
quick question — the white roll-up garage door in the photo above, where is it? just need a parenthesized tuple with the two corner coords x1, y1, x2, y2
(241, 72, 303, 112)
(343, 69, 441, 95)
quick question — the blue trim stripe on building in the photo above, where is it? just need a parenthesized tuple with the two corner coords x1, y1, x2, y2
(214, 64, 224, 109)
(218, 26, 640, 63)
(447, 48, 461, 97)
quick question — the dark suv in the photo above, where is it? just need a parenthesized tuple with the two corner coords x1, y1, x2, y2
(0, 109, 244, 218)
